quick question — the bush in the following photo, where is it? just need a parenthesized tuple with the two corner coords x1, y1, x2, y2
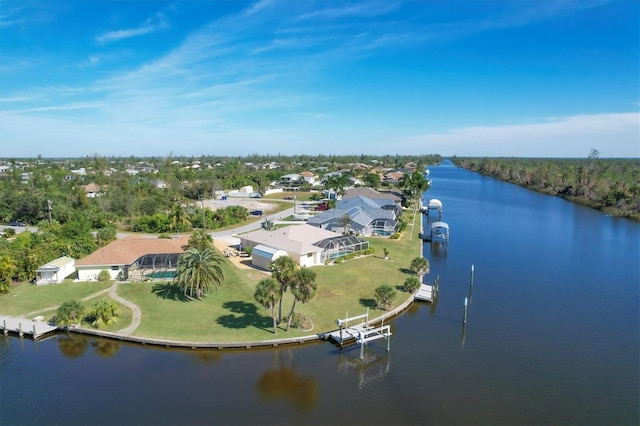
(364, 247, 375, 255)
(87, 298, 119, 329)
(98, 270, 111, 282)
(374, 284, 397, 310)
(3, 228, 16, 238)
(403, 276, 421, 293)
(55, 300, 85, 327)
(390, 232, 401, 239)
(290, 312, 313, 330)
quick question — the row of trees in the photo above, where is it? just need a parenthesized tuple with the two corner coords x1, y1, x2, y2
(0, 213, 117, 293)
(254, 256, 318, 334)
(453, 156, 640, 220)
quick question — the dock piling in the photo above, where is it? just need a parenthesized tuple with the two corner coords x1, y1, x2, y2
(463, 297, 468, 324)
(470, 264, 475, 286)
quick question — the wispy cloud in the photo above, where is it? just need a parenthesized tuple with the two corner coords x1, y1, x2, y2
(401, 113, 640, 158)
(96, 12, 169, 43)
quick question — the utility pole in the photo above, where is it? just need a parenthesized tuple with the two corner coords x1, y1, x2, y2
(47, 199, 52, 224)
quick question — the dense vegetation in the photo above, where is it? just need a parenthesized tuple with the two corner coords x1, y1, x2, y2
(453, 156, 640, 221)
(0, 154, 439, 292)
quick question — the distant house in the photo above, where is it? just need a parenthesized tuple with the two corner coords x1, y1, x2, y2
(75, 236, 189, 281)
(240, 224, 368, 267)
(81, 183, 103, 198)
(35, 257, 75, 285)
(281, 173, 303, 187)
(343, 187, 402, 206)
(383, 171, 404, 185)
(300, 171, 320, 186)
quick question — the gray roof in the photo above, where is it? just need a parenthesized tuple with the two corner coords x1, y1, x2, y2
(343, 187, 401, 204)
(307, 205, 395, 229)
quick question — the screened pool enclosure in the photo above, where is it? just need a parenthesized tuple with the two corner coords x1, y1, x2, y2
(315, 235, 369, 263)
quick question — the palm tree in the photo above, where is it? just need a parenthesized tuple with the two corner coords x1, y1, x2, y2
(254, 278, 281, 334)
(171, 205, 191, 236)
(286, 267, 318, 331)
(187, 229, 213, 251)
(270, 256, 297, 323)
(402, 170, 430, 204)
(174, 247, 224, 299)
(409, 257, 430, 278)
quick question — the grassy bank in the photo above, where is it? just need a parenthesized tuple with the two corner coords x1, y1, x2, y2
(0, 214, 423, 342)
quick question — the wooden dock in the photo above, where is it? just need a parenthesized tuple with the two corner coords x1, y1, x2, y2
(415, 284, 435, 302)
(0, 315, 58, 339)
(415, 276, 440, 303)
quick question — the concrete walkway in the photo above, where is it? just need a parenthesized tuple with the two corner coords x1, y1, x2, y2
(108, 282, 141, 335)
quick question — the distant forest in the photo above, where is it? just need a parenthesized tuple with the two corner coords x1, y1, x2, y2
(452, 156, 640, 221)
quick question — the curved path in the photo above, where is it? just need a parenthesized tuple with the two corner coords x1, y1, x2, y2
(108, 282, 141, 335)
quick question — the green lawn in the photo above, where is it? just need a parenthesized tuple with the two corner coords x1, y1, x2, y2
(0, 215, 425, 342)
(0, 281, 112, 317)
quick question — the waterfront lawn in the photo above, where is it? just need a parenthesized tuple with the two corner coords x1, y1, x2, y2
(117, 229, 422, 342)
(0, 226, 424, 342)
(0, 281, 112, 317)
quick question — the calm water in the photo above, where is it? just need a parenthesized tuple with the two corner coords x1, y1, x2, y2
(2, 164, 638, 425)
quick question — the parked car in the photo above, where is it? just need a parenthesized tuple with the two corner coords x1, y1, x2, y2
(315, 203, 328, 211)
(8, 221, 27, 227)
(250, 210, 263, 216)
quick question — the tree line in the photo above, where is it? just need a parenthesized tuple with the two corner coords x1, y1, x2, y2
(452, 156, 640, 221)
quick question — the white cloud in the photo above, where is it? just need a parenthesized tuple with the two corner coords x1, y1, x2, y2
(401, 113, 640, 158)
(96, 12, 168, 43)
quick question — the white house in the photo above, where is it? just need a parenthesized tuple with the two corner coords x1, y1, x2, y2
(250, 244, 288, 270)
(75, 236, 189, 281)
(35, 257, 75, 285)
(240, 224, 369, 267)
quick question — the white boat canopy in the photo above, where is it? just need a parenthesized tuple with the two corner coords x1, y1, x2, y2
(428, 199, 443, 208)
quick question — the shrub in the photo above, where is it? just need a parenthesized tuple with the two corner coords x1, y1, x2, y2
(87, 298, 119, 329)
(374, 284, 397, 310)
(97, 270, 111, 282)
(390, 232, 401, 239)
(3, 228, 16, 238)
(55, 300, 85, 327)
(403, 276, 421, 293)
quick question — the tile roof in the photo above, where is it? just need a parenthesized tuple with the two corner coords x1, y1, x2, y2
(76, 235, 190, 266)
(241, 224, 339, 255)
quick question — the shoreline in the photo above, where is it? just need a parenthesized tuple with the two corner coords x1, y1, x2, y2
(57, 289, 418, 350)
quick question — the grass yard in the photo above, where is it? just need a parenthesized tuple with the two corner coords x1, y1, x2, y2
(0, 216, 425, 343)
(118, 227, 422, 342)
(0, 281, 112, 317)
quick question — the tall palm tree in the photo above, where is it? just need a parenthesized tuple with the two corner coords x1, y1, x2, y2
(286, 267, 317, 331)
(254, 278, 281, 334)
(270, 256, 297, 323)
(174, 247, 224, 299)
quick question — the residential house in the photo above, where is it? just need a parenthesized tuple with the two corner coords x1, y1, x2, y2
(35, 257, 75, 285)
(240, 224, 368, 268)
(75, 236, 189, 281)
(81, 183, 103, 198)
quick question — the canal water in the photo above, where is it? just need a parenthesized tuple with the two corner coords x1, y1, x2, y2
(2, 164, 638, 425)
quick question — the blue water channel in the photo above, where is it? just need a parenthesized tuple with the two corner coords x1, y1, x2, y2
(1, 163, 638, 425)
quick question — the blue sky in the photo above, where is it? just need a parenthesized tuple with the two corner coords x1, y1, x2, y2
(1, 0, 638, 158)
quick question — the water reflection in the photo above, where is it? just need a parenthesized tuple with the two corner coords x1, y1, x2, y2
(90, 339, 121, 358)
(337, 348, 391, 389)
(56, 334, 89, 358)
(256, 350, 318, 412)
(429, 241, 448, 258)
